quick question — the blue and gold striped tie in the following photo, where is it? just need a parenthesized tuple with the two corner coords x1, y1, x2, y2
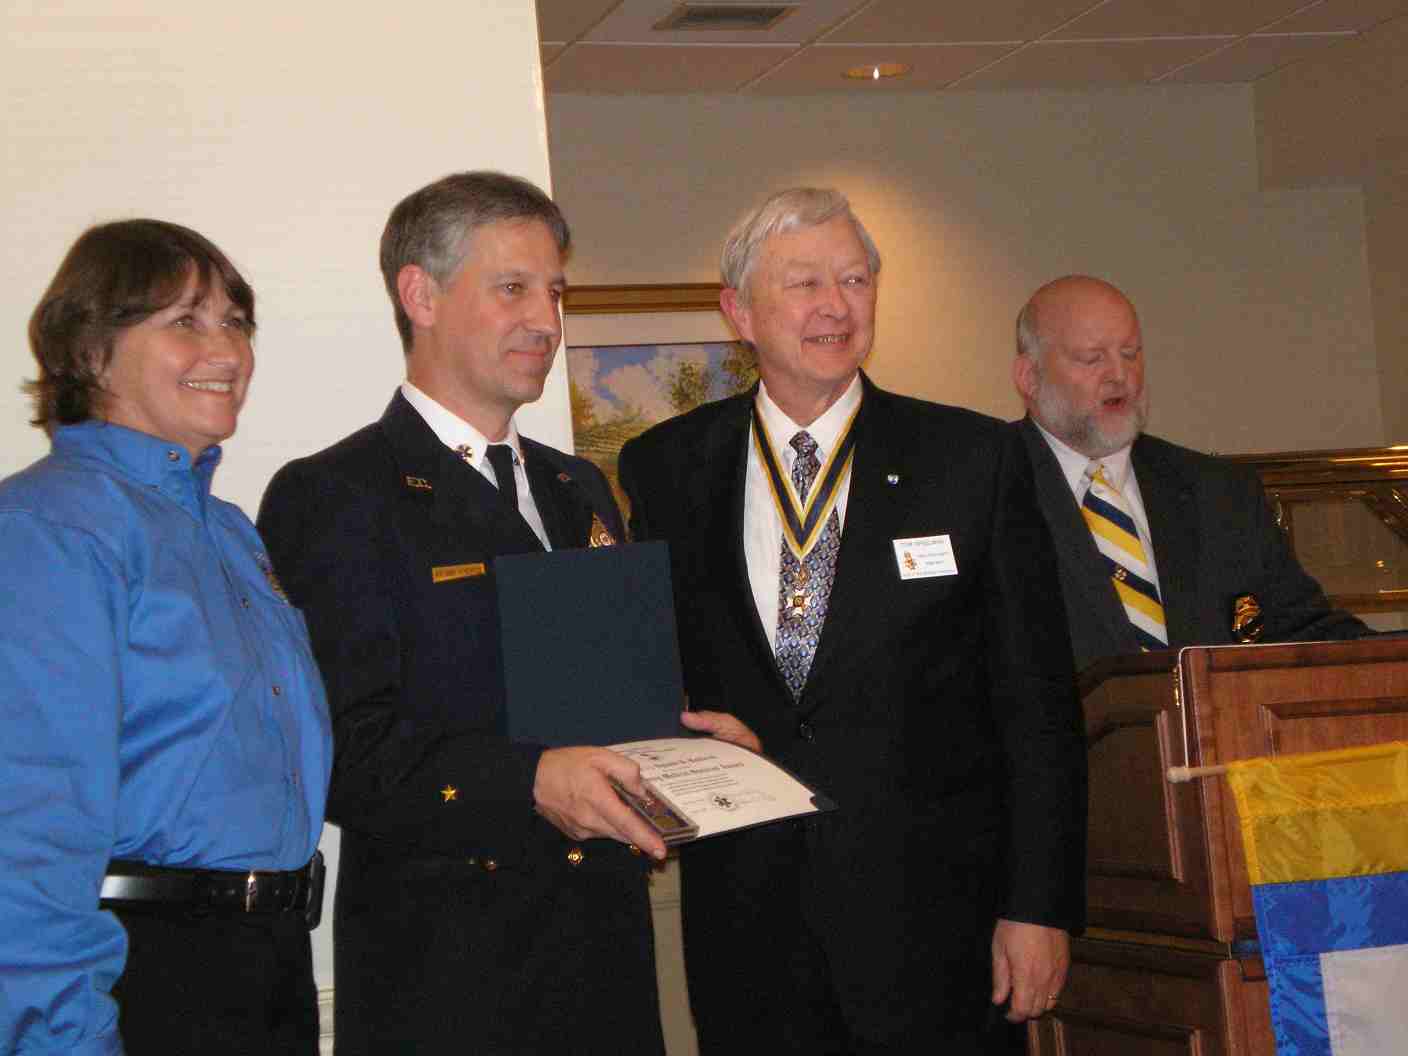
(1082, 462, 1168, 650)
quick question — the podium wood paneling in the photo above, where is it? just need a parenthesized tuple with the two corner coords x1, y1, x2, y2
(1055, 638, 1408, 1056)
(1082, 638, 1408, 940)
(1029, 938, 1273, 1056)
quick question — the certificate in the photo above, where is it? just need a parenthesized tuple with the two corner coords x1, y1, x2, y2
(610, 737, 834, 842)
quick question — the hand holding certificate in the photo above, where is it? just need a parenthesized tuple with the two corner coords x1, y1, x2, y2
(610, 738, 835, 844)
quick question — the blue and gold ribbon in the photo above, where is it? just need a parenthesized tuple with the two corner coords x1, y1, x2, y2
(751, 400, 858, 561)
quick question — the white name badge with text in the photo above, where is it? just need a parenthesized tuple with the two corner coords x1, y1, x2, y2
(892, 534, 958, 580)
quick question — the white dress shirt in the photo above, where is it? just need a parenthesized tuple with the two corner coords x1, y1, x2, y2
(1032, 419, 1161, 595)
(744, 375, 862, 649)
(401, 381, 551, 550)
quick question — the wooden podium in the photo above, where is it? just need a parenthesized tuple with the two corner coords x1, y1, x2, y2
(1029, 637, 1408, 1056)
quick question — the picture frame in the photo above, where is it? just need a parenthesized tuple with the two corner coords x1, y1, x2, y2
(562, 283, 753, 513)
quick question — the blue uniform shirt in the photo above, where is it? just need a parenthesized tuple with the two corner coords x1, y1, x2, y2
(0, 422, 333, 1055)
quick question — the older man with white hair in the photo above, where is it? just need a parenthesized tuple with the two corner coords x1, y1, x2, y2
(619, 188, 1087, 1054)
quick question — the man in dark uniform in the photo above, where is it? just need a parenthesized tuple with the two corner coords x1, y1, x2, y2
(258, 172, 669, 1054)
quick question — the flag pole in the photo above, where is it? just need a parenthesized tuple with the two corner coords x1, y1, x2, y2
(1166, 764, 1229, 783)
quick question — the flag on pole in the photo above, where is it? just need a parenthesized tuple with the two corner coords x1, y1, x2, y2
(1226, 740, 1408, 1056)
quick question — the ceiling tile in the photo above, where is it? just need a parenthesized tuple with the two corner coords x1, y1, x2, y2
(585, 0, 868, 45)
(537, 0, 620, 43)
(749, 42, 1018, 92)
(960, 38, 1229, 87)
(1159, 31, 1351, 81)
(545, 43, 795, 93)
(1269, 0, 1408, 34)
(826, 0, 1104, 44)
(1055, 0, 1308, 39)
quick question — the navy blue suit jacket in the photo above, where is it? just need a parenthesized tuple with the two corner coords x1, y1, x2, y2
(1017, 416, 1367, 672)
(258, 391, 662, 1055)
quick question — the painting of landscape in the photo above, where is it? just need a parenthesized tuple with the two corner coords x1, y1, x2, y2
(567, 340, 756, 514)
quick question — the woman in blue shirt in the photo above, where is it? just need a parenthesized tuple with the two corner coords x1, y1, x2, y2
(0, 220, 333, 1055)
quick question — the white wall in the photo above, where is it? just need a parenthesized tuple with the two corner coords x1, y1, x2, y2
(550, 87, 1384, 454)
(3, 0, 564, 991)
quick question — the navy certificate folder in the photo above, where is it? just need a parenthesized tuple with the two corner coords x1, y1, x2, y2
(495, 540, 686, 746)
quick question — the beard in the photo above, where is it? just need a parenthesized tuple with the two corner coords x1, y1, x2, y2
(1033, 375, 1149, 459)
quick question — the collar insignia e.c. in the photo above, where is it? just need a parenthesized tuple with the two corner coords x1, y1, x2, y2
(404, 475, 433, 491)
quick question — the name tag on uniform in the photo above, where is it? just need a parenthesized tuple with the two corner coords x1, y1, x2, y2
(892, 535, 958, 580)
(432, 562, 486, 584)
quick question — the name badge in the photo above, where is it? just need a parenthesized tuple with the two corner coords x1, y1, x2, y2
(892, 535, 958, 580)
(432, 562, 486, 584)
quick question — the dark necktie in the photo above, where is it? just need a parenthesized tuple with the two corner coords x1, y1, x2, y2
(486, 443, 519, 513)
(775, 431, 841, 700)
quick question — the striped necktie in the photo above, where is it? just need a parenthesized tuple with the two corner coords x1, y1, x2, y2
(1082, 462, 1168, 650)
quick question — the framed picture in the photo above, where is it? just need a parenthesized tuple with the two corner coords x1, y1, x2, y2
(563, 284, 755, 513)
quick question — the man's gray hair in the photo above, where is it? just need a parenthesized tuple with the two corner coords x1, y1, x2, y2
(1015, 298, 1044, 364)
(380, 171, 570, 351)
(720, 187, 881, 305)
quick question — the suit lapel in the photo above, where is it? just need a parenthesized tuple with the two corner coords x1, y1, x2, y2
(1020, 417, 1135, 654)
(1132, 436, 1200, 643)
(522, 447, 583, 550)
(803, 389, 899, 697)
(378, 392, 543, 554)
(702, 393, 793, 700)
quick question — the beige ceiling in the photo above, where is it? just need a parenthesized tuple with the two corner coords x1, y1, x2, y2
(538, 0, 1408, 93)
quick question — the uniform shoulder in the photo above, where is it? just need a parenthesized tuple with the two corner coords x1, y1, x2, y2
(1, 453, 128, 527)
(266, 421, 391, 493)
(871, 388, 1006, 446)
(620, 394, 746, 463)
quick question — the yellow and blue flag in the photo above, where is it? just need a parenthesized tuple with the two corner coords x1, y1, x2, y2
(1227, 741, 1408, 1055)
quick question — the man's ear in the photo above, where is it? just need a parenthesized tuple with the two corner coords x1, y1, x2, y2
(397, 265, 438, 331)
(719, 287, 753, 345)
(1012, 353, 1038, 404)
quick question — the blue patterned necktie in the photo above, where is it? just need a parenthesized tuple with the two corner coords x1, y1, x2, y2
(775, 431, 841, 700)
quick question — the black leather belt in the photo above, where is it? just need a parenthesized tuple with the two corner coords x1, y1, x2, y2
(100, 851, 325, 929)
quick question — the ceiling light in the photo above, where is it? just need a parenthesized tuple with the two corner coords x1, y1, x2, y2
(843, 62, 910, 82)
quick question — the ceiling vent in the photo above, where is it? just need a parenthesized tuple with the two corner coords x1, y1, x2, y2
(653, 4, 797, 32)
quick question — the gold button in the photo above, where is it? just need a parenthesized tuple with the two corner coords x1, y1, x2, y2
(566, 847, 585, 867)
(483, 858, 499, 872)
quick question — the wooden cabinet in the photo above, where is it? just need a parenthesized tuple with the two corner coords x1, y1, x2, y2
(1044, 638, 1408, 1055)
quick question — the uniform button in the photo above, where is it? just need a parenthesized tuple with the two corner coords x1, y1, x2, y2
(241, 596, 251, 608)
(483, 858, 499, 872)
(566, 846, 585, 867)
(272, 684, 282, 696)
(797, 720, 815, 742)
(166, 450, 180, 462)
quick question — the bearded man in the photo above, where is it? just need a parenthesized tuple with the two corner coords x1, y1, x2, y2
(1012, 274, 1366, 672)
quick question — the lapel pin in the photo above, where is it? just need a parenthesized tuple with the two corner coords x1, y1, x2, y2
(886, 473, 900, 485)
(557, 471, 572, 483)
